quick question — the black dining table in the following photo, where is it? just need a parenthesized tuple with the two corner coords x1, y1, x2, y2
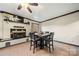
(35, 34, 50, 49)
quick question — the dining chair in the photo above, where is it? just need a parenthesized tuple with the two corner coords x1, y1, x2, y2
(45, 31, 50, 34)
(29, 32, 34, 50)
(29, 32, 40, 53)
(45, 32, 54, 53)
(40, 32, 44, 35)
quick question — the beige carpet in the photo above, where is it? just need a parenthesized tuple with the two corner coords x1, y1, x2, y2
(0, 42, 79, 56)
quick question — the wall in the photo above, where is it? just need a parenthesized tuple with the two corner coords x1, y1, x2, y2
(0, 13, 3, 39)
(41, 12, 79, 46)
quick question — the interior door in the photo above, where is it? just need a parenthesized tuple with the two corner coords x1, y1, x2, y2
(31, 23, 39, 33)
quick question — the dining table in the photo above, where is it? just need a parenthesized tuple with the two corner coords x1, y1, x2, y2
(35, 33, 50, 49)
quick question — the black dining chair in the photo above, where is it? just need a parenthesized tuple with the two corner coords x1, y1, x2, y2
(29, 32, 40, 53)
(29, 32, 34, 50)
(45, 32, 54, 53)
(45, 31, 49, 34)
(40, 32, 44, 35)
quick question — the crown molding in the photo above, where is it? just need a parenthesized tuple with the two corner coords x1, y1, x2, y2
(40, 10, 79, 23)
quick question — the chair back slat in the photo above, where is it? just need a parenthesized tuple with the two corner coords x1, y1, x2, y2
(49, 32, 54, 40)
(29, 32, 34, 39)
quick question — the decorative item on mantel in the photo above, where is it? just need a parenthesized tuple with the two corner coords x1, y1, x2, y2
(24, 18, 30, 25)
(3, 13, 30, 24)
(0, 39, 2, 41)
(25, 21, 30, 25)
(4, 16, 10, 21)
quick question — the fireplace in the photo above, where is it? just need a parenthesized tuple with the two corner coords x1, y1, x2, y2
(10, 26, 26, 39)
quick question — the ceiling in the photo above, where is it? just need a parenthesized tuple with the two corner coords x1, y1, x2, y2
(0, 3, 79, 22)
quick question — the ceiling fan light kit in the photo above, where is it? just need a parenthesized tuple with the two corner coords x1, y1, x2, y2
(17, 4, 22, 10)
(27, 7, 32, 13)
(17, 3, 38, 13)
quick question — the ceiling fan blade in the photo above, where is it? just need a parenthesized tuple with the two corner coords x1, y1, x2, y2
(27, 7, 32, 13)
(17, 4, 22, 10)
(29, 3, 38, 6)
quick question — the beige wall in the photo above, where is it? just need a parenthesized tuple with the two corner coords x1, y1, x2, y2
(41, 12, 79, 45)
(0, 13, 3, 39)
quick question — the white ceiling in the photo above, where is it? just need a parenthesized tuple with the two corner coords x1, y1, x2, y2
(0, 3, 79, 22)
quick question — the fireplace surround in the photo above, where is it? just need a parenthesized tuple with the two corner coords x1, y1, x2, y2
(10, 26, 26, 39)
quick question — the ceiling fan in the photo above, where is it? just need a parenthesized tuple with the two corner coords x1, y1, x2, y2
(17, 3, 38, 13)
